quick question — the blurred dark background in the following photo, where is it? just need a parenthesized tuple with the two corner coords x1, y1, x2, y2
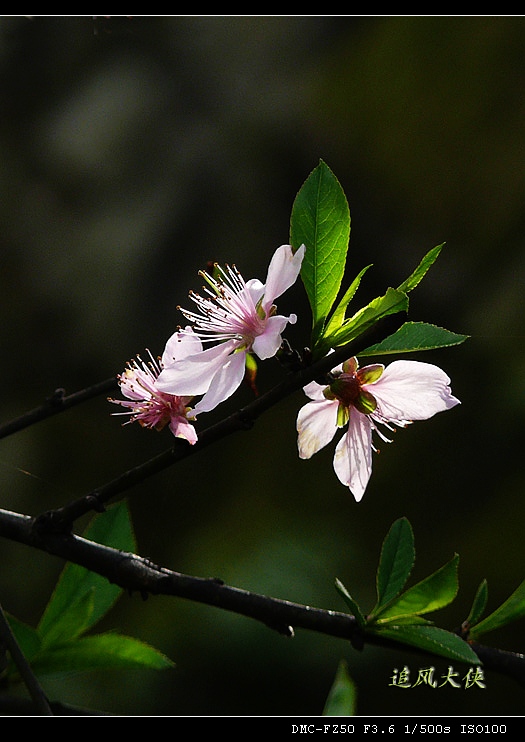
(0, 15, 524, 716)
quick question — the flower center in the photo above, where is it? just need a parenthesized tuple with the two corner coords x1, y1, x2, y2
(329, 374, 362, 407)
(323, 358, 381, 415)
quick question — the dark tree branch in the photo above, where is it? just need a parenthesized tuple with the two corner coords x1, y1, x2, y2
(0, 507, 362, 645)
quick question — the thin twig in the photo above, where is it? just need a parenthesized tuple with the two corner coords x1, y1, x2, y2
(0, 378, 117, 440)
(467, 642, 525, 688)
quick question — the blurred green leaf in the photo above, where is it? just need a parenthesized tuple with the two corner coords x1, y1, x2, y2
(373, 554, 459, 623)
(40, 590, 96, 648)
(28, 633, 174, 677)
(397, 243, 444, 294)
(38, 502, 136, 641)
(466, 579, 489, 627)
(322, 660, 357, 716)
(335, 578, 366, 628)
(470, 579, 525, 638)
(371, 624, 480, 664)
(290, 159, 351, 346)
(371, 517, 415, 617)
(360, 321, 468, 356)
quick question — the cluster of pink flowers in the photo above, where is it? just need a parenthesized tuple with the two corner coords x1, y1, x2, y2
(111, 243, 460, 500)
(111, 243, 305, 444)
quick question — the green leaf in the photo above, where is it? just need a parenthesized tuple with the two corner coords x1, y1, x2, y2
(371, 624, 480, 665)
(466, 579, 489, 627)
(373, 554, 459, 623)
(28, 633, 174, 677)
(397, 243, 445, 294)
(318, 287, 409, 358)
(385, 615, 434, 626)
(290, 160, 351, 346)
(323, 264, 372, 338)
(38, 502, 136, 641)
(335, 578, 367, 628)
(359, 321, 469, 356)
(371, 518, 415, 617)
(322, 660, 357, 716)
(470, 579, 525, 639)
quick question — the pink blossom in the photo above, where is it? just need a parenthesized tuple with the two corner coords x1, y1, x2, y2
(109, 329, 202, 443)
(157, 244, 305, 413)
(297, 357, 460, 501)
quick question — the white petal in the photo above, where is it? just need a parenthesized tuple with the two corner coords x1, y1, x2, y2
(156, 339, 239, 396)
(368, 360, 461, 422)
(192, 350, 247, 414)
(119, 366, 156, 401)
(161, 326, 203, 367)
(296, 398, 339, 459)
(302, 380, 328, 401)
(333, 408, 373, 502)
(243, 278, 265, 306)
(169, 417, 198, 445)
(300, 350, 339, 401)
(252, 314, 289, 359)
(262, 243, 305, 309)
